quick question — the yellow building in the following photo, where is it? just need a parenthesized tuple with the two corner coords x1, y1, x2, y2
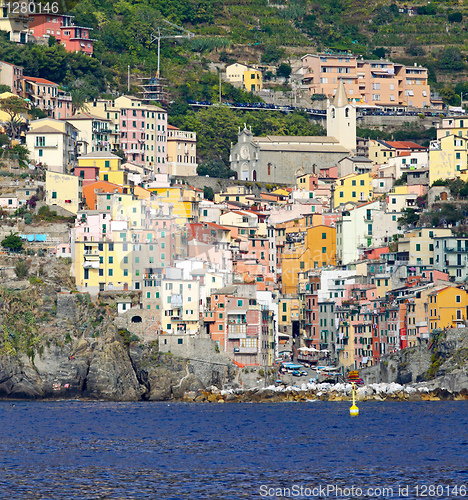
(78, 151, 128, 186)
(397, 227, 452, 267)
(429, 286, 468, 331)
(73, 232, 132, 295)
(214, 185, 253, 204)
(147, 186, 200, 226)
(368, 140, 397, 165)
(243, 69, 262, 92)
(167, 125, 197, 177)
(335, 172, 373, 208)
(436, 116, 468, 140)
(429, 135, 468, 185)
(45, 171, 82, 214)
(278, 296, 301, 337)
(0, 9, 29, 43)
(282, 225, 336, 295)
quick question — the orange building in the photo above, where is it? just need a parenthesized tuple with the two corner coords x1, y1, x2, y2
(83, 181, 124, 210)
(302, 53, 431, 108)
(282, 225, 336, 295)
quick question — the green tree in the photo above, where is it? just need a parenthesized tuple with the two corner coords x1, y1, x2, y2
(277, 63, 292, 80)
(437, 48, 465, 72)
(70, 89, 90, 115)
(113, 149, 127, 161)
(398, 208, 420, 226)
(448, 12, 462, 23)
(203, 186, 214, 201)
(0, 96, 28, 140)
(2, 232, 23, 252)
(197, 158, 235, 179)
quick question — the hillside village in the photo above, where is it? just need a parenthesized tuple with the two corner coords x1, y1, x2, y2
(1, 9, 468, 382)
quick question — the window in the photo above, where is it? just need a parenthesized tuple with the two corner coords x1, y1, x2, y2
(416, 244, 420, 252)
(52, 191, 57, 199)
(322, 233, 326, 239)
(237, 300, 243, 306)
(456, 295, 461, 303)
(108, 269, 113, 276)
(108, 256, 113, 264)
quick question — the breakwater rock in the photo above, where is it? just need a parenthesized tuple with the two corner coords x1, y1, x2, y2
(183, 382, 468, 403)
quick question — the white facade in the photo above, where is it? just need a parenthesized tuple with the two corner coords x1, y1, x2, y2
(26, 119, 78, 173)
(318, 270, 359, 302)
(336, 201, 380, 264)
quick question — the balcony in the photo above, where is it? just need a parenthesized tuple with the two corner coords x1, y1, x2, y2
(227, 324, 247, 339)
(171, 294, 183, 307)
(228, 331, 247, 340)
(234, 346, 257, 354)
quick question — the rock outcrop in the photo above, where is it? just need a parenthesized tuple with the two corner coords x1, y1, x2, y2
(361, 328, 468, 393)
(0, 285, 238, 401)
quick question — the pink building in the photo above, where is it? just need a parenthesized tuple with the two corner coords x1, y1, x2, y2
(75, 164, 99, 187)
(74, 211, 110, 242)
(29, 14, 94, 55)
(119, 102, 168, 169)
(0, 60, 23, 95)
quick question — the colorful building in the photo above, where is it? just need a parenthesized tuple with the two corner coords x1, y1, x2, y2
(335, 172, 373, 207)
(46, 171, 82, 214)
(429, 286, 468, 331)
(282, 225, 336, 295)
(302, 54, 431, 108)
(29, 13, 94, 55)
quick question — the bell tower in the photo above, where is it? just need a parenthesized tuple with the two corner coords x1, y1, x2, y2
(327, 79, 356, 152)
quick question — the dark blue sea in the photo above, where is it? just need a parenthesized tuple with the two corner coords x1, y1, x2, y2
(0, 401, 466, 499)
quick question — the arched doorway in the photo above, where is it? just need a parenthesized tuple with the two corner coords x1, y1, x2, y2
(131, 316, 142, 323)
(252, 170, 257, 181)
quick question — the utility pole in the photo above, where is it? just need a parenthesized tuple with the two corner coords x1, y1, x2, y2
(219, 69, 222, 104)
(127, 65, 130, 92)
(150, 19, 195, 80)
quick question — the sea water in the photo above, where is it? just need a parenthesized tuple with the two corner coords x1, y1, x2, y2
(0, 401, 466, 499)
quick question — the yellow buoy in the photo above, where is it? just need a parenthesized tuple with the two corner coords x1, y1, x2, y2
(350, 382, 359, 417)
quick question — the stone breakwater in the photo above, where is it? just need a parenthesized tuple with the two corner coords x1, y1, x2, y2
(182, 382, 468, 403)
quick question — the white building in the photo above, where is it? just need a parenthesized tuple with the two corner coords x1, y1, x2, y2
(26, 118, 78, 173)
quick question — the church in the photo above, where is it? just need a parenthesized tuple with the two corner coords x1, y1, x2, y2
(230, 80, 356, 184)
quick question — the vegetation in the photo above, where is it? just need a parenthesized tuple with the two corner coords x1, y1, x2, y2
(1, 232, 23, 252)
(398, 208, 420, 227)
(0, 96, 28, 140)
(14, 260, 29, 278)
(357, 125, 436, 148)
(203, 186, 214, 201)
(171, 106, 323, 163)
(0, 287, 43, 359)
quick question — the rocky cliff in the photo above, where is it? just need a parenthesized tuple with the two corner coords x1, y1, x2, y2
(361, 328, 468, 393)
(0, 283, 239, 401)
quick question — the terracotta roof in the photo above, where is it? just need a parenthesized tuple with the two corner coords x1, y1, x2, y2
(385, 140, 426, 150)
(24, 76, 57, 86)
(203, 221, 231, 231)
